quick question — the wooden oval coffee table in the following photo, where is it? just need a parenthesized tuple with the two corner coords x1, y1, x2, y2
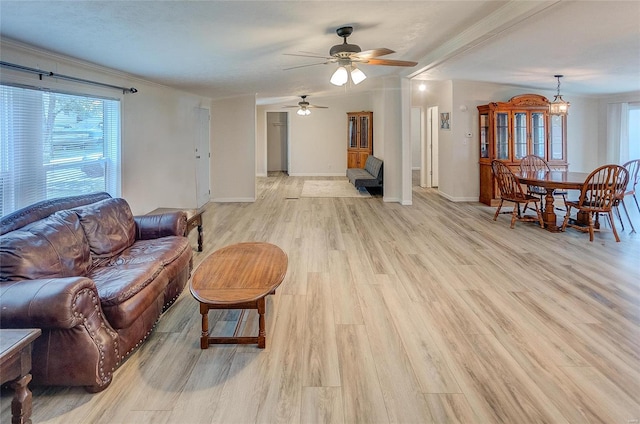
(190, 242, 288, 349)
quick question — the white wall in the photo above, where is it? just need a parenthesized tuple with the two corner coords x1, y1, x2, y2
(211, 94, 256, 202)
(1, 40, 211, 215)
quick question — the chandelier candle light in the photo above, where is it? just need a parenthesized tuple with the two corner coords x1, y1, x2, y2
(549, 74, 570, 115)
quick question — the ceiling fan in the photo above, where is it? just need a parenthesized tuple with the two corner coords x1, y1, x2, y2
(283, 95, 328, 116)
(284, 26, 418, 86)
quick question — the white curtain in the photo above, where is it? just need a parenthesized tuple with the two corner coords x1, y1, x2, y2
(606, 102, 629, 164)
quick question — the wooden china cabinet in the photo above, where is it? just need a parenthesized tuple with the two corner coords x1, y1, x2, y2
(477, 94, 567, 205)
(347, 111, 373, 168)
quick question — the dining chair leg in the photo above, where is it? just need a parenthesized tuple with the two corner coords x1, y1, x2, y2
(588, 218, 595, 242)
(632, 193, 640, 214)
(556, 193, 568, 211)
(561, 206, 572, 232)
(613, 206, 625, 231)
(620, 198, 635, 233)
(510, 205, 518, 229)
(608, 210, 621, 242)
(493, 200, 504, 221)
(534, 202, 544, 228)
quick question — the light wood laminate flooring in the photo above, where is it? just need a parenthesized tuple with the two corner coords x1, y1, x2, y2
(2, 173, 639, 423)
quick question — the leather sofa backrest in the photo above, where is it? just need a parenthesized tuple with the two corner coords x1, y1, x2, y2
(1, 192, 112, 235)
(1, 210, 92, 281)
(73, 198, 136, 260)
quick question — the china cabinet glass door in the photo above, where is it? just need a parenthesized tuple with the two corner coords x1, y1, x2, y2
(549, 115, 565, 161)
(348, 116, 357, 148)
(531, 112, 546, 157)
(513, 112, 527, 160)
(495, 112, 509, 160)
(359, 115, 369, 149)
(480, 114, 489, 158)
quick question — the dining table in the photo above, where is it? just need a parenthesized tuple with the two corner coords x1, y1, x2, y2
(515, 170, 591, 232)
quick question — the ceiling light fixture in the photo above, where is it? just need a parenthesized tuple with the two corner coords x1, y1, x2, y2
(297, 107, 311, 116)
(330, 66, 348, 86)
(330, 63, 366, 86)
(549, 74, 570, 116)
(350, 66, 366, 85)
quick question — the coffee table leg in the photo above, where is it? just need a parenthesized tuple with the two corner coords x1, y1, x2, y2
(197, 223, 203, 252)
(10, 374, 33, 424)
(257, 297, 266, 349)
(200, 303, 209, 349)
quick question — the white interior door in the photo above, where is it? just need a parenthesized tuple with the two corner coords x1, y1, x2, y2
(195, 108, 210, 208)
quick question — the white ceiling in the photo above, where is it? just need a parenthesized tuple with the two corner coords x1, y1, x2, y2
(1, 1, 638, 104)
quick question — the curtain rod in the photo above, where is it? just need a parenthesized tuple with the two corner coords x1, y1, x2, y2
(0, 61, 138, 94)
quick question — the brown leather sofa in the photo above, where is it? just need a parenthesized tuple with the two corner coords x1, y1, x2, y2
(0, 192, 193, 392)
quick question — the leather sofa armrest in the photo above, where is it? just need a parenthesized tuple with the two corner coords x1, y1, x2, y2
(0, 277, 101, 329)
(134, 212, 187, 240)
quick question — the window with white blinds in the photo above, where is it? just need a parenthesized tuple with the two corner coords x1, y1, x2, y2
(0, 84, 121, 216)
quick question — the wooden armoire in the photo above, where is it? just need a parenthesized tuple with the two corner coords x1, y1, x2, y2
(347, 111, 373, 169)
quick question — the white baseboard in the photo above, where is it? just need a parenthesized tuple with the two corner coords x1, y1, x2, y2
(437, 191, 478, 202)
(288, 172, 346, 177)
(212, 197, 255, 203)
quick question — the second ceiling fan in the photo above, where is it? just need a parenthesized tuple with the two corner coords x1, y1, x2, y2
(285, 26, 418, 86)
(283, 95, 328, 116)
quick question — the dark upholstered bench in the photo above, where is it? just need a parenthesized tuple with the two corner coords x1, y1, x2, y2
(347, 156, 383, 189)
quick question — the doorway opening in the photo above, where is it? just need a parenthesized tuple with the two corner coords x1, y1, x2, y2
(420, 106, 439, 188)
(195, 107, 211, 209)
(267, 112, 288, 175)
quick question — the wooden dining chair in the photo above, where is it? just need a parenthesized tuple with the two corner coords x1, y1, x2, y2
(622, 159, 640, 213)
(491, 160, 544, 229)
(610, 158, 640, 233)
(561, 164, 629, 242)
(519, 154, 567, 210)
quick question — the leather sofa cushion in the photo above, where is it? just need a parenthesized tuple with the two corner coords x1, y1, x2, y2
(89, 261, 163, 307)
(89, 261, 166, 329)
(1, 210, 91, 281)
(74, 198, 136, 260)
(106, 237, 190, 268)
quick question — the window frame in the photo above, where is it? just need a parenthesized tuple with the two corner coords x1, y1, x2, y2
(0, 82, 122, 216)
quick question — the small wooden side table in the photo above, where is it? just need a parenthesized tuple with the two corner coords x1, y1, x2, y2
(1, 328, 41, 424)
(190, 242, 288, 349)
(148, 207, 204, 251)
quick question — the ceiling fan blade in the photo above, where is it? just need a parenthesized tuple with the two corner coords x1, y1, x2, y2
(352, 48, 395, 59)
(283, 62, 330, 71)
(363, 58, 418, 67)
(283, 53, 333, 60)
(308, 105, 328, 109)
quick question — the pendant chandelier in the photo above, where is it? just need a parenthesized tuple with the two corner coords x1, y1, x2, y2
(549, 74, 570, 116)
